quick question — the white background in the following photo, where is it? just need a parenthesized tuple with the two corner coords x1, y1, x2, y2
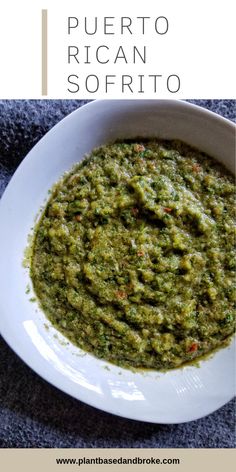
(0, 0, 235, 98)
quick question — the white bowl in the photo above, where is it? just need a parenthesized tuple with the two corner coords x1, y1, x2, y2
(0, 100, 235, 423)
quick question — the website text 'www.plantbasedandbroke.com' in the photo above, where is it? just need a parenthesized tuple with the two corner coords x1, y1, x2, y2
(56, 456, 180, 467)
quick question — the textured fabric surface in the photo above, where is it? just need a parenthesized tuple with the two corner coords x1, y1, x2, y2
(0, 99, 235, 448)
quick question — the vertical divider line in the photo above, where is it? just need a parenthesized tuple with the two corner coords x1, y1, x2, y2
(41, 9, 48, 96)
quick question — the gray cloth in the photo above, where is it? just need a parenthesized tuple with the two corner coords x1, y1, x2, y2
(0, 99, 235, 448)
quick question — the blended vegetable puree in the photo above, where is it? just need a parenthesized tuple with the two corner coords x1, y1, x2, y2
(31, 140, 236, 370)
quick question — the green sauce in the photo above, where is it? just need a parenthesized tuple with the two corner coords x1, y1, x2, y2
(31, 140, 236, 370)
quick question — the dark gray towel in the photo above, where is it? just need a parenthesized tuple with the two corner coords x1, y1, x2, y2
(0, 99, 235, 448)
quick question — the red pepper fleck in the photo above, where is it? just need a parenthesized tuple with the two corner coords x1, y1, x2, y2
(134, 144, 145, 153)
(137, 251, 145, 257)
(115, 290, 127, 300)
(131, 207, 139, 216)
(188, 342, 198, 353)
(192, 164, 201, 173)
(163, 207, 172, 213)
